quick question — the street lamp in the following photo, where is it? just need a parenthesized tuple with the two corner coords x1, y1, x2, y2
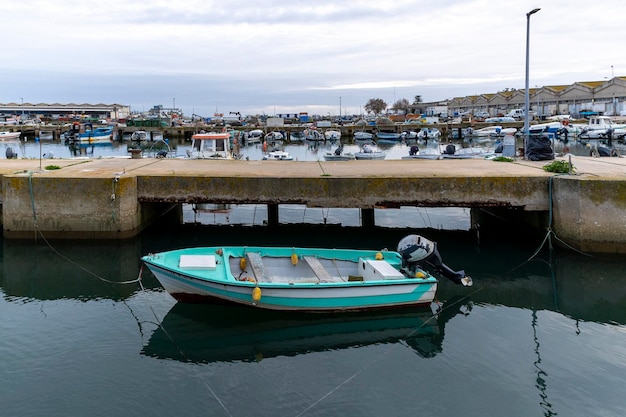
(524, 7, 540, 159)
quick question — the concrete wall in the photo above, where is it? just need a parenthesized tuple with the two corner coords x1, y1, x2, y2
(552, 176, 626, 253)
(2, 173, 143, 239)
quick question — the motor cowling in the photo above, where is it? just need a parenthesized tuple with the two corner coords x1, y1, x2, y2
(398, 234, 473, 287)
(397, 234, 435, 264)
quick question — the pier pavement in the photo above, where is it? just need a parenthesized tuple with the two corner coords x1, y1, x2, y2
(1, 155, 625, 252)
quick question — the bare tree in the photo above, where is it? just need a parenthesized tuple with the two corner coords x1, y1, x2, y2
(364, 98, 387, 115)
(391, 98, 410, 113)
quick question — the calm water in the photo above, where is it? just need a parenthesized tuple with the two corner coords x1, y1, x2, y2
(1, 134, 610, 161)
(2, 136, 626, 416)
(2, 215, 626, 417)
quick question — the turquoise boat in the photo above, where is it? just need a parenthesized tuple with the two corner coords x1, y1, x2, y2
(141, 235, 472, 312)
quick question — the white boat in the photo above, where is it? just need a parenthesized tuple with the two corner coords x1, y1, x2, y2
(263, 150, 293, 160)
(467, 126, 516, 138)
(130, 130, 150, 142)
(441, 144, 489, 159)
(264, 131, 284, 143)
(324, 130, 341, 141)
(304, 128, 324, 141)
(0, 131, 21, 140)
(187, 131, 233, 159)
(289, 131, 306, 142)
(417, 128, 442, 140)
(140, 234, 472, 312)
(245, 129, 264, 144)
(401, 145, 441, 160)
(578, 116, 626, 141)
(1, 132, 20, 158)
(376, 131, 402, 141)
(323, 145, 355, 161)
(401, 131, 419, 140)
(354, 143, 386, 160)
(354, 131, 374, 141)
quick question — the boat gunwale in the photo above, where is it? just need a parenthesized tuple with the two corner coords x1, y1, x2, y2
(141, 246, 437, 289)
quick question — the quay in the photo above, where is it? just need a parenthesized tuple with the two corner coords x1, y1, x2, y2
(1, 156, 625, 253)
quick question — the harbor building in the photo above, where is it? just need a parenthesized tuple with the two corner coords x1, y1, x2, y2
(416, 76, 626, 119)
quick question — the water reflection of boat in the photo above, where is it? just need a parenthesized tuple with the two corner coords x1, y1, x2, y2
(141, 300, 470, 363)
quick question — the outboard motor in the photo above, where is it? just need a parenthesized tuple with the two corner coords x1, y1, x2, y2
(397, 234, 472, 286)
(409, 145, 419, 156)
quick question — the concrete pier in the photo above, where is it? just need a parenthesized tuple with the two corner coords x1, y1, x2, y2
(1, 155, 625, 252)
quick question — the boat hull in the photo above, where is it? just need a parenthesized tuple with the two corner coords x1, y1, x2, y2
(142, 246, 438, 312)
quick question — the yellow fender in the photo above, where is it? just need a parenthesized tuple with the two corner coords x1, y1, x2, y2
(239, 257, 247, 271)
(375, 252, 383, 260)
(252, 286, 262, 302)
(291, 253, 299, 266)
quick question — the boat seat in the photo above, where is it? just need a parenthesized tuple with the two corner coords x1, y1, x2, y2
(246, 252, 270, 282)
(303, 256, 336, 282)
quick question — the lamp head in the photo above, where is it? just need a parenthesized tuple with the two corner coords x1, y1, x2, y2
(527, 8, 540, 17)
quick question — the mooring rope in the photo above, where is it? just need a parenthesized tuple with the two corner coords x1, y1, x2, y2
(295, 288, 483, 417)
(25, 169, 232, 415)
(511, 173, 591, 273)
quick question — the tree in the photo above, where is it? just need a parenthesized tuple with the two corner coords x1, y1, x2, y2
(364, 98, 387, 115)
(391, 98, 410, 114)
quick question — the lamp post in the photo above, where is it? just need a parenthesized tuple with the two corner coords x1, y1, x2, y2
(524, 7, 540, 159)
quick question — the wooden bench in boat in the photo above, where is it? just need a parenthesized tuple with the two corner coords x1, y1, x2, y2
(303, 256, 344, 282)
(246, 252, 270, 282)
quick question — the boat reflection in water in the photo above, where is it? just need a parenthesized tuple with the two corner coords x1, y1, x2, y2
(141, 297, 471, 363)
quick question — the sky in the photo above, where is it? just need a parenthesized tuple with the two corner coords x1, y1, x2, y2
(1, 0, 625, 118)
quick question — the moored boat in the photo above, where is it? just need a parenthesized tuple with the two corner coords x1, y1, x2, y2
(375, 131, 401, 142)
(323, 145, 355, 161)
(140, 234, 471, 312)
(304, 128, 324, 142)
(187, 130, 233, 159)
(245, 129, 264, 145)
(263, 149, 293, 160)
(354, 131, 374, 141)
(354, 143, 386, 160)
(324, 130, 341, 141)
(264, 131, 284, 144)
(0, 131, 21, 140)
(63, 122, 114, 145)
(401, 145, 441, 160)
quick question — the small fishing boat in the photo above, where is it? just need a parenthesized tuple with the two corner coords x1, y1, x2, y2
(263, 150, 293, 160)
(304, 128, 325, 142)
(0, 131, 21, 140)
(354, 143, 386, 160)
(441, 144, 489, 159)
(401, 145, 441, 160)
(63, 122, 114, 145)
(264, 131, 284, 144)
(245, 129, 264, 145)
(1, 132, 20, 158)
(289, 130, 306, 143)
(323, 145, 355, 161)
(354, 131, 374, 141)
(324, 130, 341, 141)
(375, 131, 401, 142)
(141, 234, 472, 312)
(187, 130, 232, 159)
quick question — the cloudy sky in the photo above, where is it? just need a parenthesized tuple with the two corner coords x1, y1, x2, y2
(1, 0, 624, 118)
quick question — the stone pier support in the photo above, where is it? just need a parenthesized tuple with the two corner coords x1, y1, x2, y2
(2, 172, 174, 239)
